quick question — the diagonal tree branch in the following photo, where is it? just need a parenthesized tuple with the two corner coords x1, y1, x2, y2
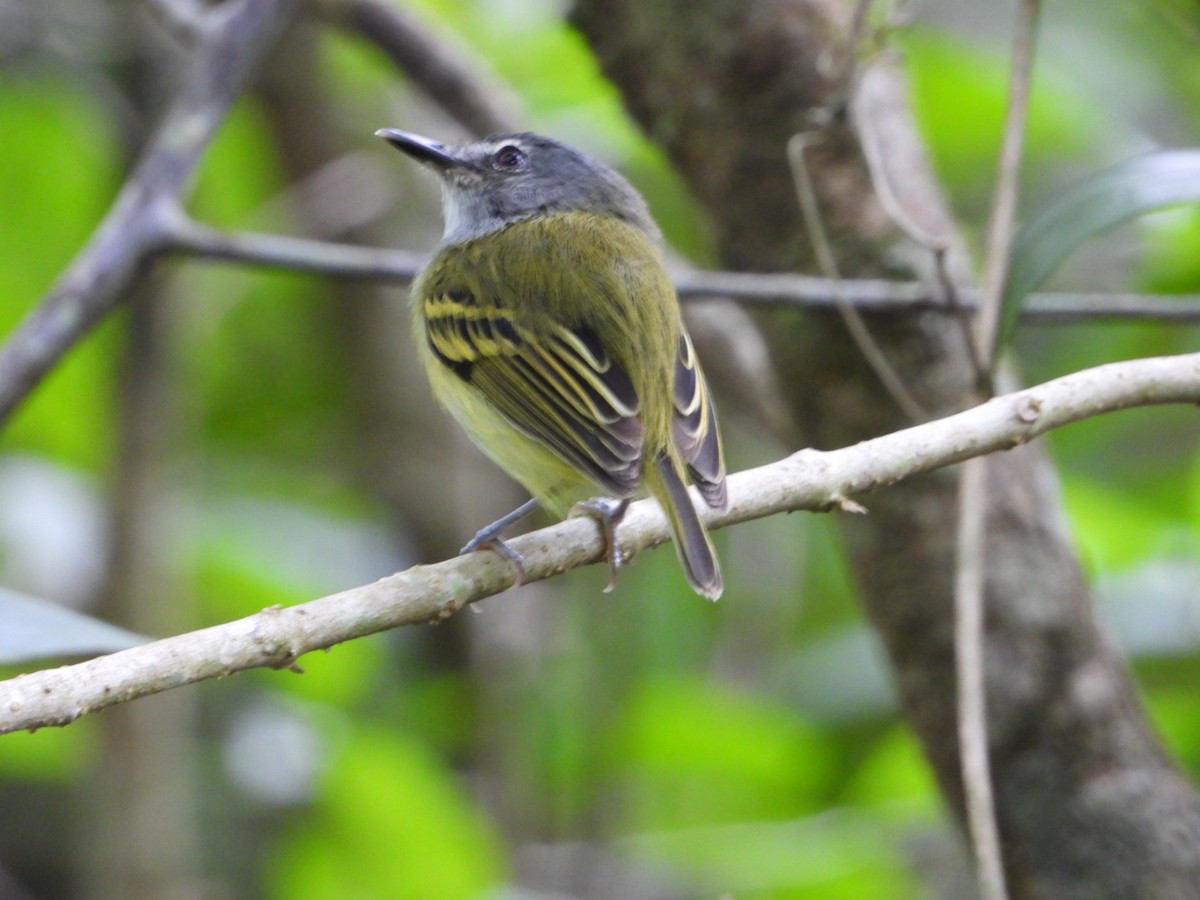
(2, 351, 1197, 735)
(0, 0, 293, 425)
(311, 0, 524, 136)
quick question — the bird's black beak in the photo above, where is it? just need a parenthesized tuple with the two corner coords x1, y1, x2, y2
(375, 128, 462, 171)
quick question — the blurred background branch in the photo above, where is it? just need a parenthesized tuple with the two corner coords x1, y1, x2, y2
(0, 0, 294, 425)
(167, 216, 1200, 319)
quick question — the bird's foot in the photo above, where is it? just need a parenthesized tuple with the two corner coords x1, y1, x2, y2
(570, 497, 631, 592)
(461, 498, 540, 585)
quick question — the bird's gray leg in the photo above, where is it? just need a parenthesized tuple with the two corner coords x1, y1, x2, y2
(461, 498, 541, 583)
(571, 497, 631, 592)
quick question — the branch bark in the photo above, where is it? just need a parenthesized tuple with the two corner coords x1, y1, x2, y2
(2, 352, 1198, 735)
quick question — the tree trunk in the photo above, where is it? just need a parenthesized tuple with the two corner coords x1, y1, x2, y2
(570, 0, 1200, 895)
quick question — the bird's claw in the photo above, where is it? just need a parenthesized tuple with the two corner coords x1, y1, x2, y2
(460, 498, 540, 585)
(570, 497, 630, 592)
(461, 530, 528, 585)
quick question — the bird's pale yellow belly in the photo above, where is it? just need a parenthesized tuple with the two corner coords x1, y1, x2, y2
(424, 341, 603, 517)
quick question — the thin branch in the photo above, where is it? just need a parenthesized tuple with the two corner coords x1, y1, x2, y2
(165, 217, 1200, 322)
(957, 4, 1041, 898)
(1006, 292, 1200, 322)
(934, 245, 988, 375)
(956, 455, 1008, 900)
(0, 0, 293, 427)
(852, 53, 954, 255)
(162, 211, 427, 280)
(976, 0, 1042, 377)
(851, 54, 991, 372)
(678, 268, 931, 308)
(788, 133, 929, 422)
(2, 351, 1198, 735)
(310, 0, 523, 136)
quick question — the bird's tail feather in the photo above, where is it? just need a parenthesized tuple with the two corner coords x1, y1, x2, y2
(649, 454, 723, 600)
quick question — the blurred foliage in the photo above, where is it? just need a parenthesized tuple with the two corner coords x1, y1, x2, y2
(267, 723, 507, 900)
(1000, 151, 1200, 355)
(1141, 205, 1200, 292)
(0, 2, 1198, 898)
(900, 28, 1099, 217)
(0, 721, 93, 783)
(0, 73, 122, 471)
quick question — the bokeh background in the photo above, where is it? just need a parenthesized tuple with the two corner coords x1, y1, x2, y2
(1, 1, 1199, 897)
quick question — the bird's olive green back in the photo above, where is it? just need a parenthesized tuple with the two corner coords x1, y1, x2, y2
(416, 212, 682, 473)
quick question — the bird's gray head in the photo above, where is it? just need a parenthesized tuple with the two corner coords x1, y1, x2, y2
(376, 129, 659, 245)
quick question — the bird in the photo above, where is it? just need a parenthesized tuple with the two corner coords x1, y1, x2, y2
(376, 128, 728, 599)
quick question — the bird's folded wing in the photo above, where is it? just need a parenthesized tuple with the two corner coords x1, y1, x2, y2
(671, 331, 727, 510)
(424, 290, 645, 496)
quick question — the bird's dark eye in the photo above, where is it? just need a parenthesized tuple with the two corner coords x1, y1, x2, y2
(491, 144, 528, 172)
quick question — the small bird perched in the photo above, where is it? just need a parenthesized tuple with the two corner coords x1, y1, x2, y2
(376, 129, 728, 599)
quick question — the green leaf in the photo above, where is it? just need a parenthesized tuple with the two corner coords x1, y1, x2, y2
(0, 587, 146, 665)
(999, 150, 1200, 356)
